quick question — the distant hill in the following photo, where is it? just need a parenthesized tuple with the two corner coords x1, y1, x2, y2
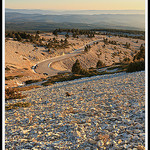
(5, 8, 145, 15)
(5, 9, 145, 31)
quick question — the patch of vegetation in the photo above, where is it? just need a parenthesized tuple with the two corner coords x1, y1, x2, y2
(84, 45, 91, 52)
(108, 40, 117, 45)
(126, 43, 145, 73)
(53, 28, 95, 38)
(5, 76, 15, 80)
(14, 85, 42, 92)
(114, 46, 117, 50)
(126, 61, 145, 72)
(5, 31, 70, 50)
(107, 64, 128, 71)
(123, 57, 131, 62)
(5, 102, 31, 111)
(5, 88, 26, 100)
(92, 28, 144, 35)
(25, 79, 42, 85)
(125, 42, 131, 49)
(112, 52, 118, 58)
(103, 38, 109, 44)
(92, 29, 145, 40)
(42, 74, 85, 86)
(42, 63, 127, 87)
(46, 38, 70, 50)
(24, 68, 28, 70)
(5, 66, 10, 71)
(5, 75, 24, 80)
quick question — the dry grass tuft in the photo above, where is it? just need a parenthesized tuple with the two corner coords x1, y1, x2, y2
(5, 88, 26, 100)
(5, 102, 31, 111)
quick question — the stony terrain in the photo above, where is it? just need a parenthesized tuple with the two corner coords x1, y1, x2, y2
(5, 71, 145, 149)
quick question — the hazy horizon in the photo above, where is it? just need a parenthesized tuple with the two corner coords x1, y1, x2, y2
(5, 0, 145, 10)
(5, 8, 145, 10)
(5, 8, 145, 15)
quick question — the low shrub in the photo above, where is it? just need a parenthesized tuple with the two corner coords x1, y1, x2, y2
(126, 61, 145, 72)
(96, 60, 106, 68)
(5, 76, 15, 80)
(5, 67, 10, 71)
(25, 79, 42, 85)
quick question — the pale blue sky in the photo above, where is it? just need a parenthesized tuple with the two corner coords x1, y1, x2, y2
(5, 0, 145, 10)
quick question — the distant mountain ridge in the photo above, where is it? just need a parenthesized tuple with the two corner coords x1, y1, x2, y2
(5, 8, 145, 15)
(5, 9, 145, 31)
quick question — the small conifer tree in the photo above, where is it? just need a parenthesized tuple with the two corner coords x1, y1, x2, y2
(96, 60, 105, 68)
(72, 59, 82, 74)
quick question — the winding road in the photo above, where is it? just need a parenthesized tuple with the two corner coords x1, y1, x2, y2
(34, 39, 102, 76)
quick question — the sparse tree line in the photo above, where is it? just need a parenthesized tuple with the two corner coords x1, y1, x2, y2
(46, 38, 69, 52)
(101, 33, 144, 40)
(92, 29, 145, 40)
(92, 28, 145, 35)
(5, 31, 70, 51)
(103, 38, 131, 49)
(103, 38, 118, 46)
(53, 28, 95, 38)
(124, 42, 131, 49)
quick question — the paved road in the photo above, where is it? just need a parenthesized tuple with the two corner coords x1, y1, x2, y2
(34, 39, 102, 76)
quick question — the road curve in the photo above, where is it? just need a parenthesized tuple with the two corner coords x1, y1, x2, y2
(34, 39, 101, 76)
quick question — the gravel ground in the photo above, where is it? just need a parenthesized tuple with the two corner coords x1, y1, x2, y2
(5, 71, 145, 150)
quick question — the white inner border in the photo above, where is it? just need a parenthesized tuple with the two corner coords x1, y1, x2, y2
(3, 0, 5, 149)
(3, 1, 148, 149)
(145, 0, 148, 149)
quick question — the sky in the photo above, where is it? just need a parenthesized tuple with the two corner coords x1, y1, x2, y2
(5, 0, 145, 10)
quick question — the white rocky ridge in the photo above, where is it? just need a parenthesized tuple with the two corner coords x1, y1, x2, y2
(5, 71, 145, 149)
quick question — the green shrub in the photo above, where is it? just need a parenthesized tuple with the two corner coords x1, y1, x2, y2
(126, 61, 145, 72)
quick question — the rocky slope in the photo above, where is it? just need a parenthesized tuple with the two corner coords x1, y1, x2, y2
(5, 71, 145, 149)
